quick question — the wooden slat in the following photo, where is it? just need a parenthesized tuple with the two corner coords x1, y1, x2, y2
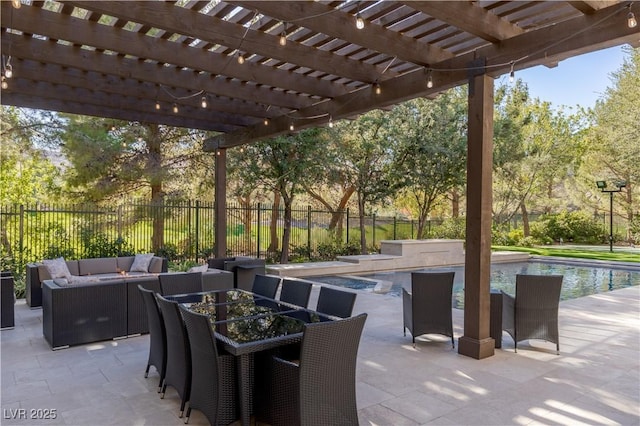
(1, 3, 347, 99)
(0, 32, 310, 112)
(406, 1, 525, 43)
(66, 1, 393, 84)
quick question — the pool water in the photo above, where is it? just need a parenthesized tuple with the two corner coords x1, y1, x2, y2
(311, 260, 640, 309)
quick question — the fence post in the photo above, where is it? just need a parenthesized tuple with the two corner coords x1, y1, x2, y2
(117, 205, 123, 241)
(372, 213, 376, 248)
(195, 200, 200, 262)
(19, 205, 24, 268)
(307, 205, 312, 260)
(411, 220, 415, 239)
(393, 216, 397, 240)
(346, 208, 350, 243)
(257, 203, 261, 259)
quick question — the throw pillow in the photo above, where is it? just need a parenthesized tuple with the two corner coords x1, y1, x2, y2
(130, 253, 155, 273)
(187, 264, 209, 273)
(42, 257, 72, 280)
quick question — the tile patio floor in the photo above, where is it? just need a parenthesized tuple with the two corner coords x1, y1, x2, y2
(2, 284, 639, 425)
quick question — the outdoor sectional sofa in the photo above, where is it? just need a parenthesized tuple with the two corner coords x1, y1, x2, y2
(32, 256, 234, 349)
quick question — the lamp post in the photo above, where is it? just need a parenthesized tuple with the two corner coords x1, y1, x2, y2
(596, 180, 626, 253)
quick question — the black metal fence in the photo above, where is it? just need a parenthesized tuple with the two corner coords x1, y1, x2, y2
(0, 202, 431, 270)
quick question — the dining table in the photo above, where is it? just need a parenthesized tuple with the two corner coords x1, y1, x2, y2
(168, 288, 336, 426)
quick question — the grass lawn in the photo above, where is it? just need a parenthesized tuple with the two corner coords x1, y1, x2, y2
(493, 245, 640, 263)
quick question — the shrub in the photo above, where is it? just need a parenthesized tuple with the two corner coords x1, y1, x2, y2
(531, 211, 602, 244)
(431, 218, 466, 239)
(630, 216, 640, 245)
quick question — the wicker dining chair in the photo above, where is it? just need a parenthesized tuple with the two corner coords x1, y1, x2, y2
(279, 278, 313, 308)
(252, 274, 281, 299)
(403, 271, 455, 347)
(159, 272, 203, 296)
(179, 306, 238, 425)
(316, 286, 357, 318)
(502, 274, 563, 354)
(138, 285, 166, 392)
(156, 294, 191, 417)
(255, 313, 368, 426)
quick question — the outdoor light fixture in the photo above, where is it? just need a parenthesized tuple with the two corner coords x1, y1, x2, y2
(155, 100, 161, 110)
(628, 11, 638, 28)
(4, 56, 13, 79)
(200, 95, 208, 109)
(328, 115, 334, 128)
(374, 83, 381, 95)
(289, 122, 295, 131)
(426, 69, 433, 88)
(355, 3, 365, 29)
(596, 179, 627, 252)
(172, 103, 179, 114)
(237, 53, 245, 65)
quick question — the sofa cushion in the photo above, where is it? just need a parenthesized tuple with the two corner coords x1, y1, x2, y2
(130, 253, 155, 272)
(148, 256, 164, 273)
(42, 257, 72, 280)
(78, 257, 118, 276)
(187, 264, 209, 273)
(117, 256, 135, 272)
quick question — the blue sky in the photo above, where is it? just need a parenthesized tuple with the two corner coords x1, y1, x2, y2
(503, 45, 628, 110)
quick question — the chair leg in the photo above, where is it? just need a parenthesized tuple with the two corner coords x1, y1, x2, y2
(451, 335, 454, 348)
(144, 364, 150, 378)
(157, 378, 163, 393)
(556, 342, 560, 355)
(160, 383, 167, 398)
(179, 399, 187, 418)
(184, 406, 191, 424)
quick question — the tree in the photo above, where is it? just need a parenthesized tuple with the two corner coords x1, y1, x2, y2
(389, 89, 468, 238)
(582, 47, 640, 240)
(232, 128, 330, 263)
(339, 111, 396, 253)
(60, 116, 209, 250)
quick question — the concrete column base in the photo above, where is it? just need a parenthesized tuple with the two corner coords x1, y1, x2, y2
(457, 336, 495, 359)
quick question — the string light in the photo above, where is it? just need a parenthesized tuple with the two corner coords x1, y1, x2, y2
(1, 77, 7, 90)
(426, 69, 433, 88)
(328, 115, 334, 128)
(509, 61, 515, 83)
(155, 100, 161, 110)
(289, 122, 295, 131)
(4, 57, 12, 79)
(374, 83, 381, 95)
(237, 52, 245, 64)
(279, 22, 287, 46)
(355, 3, 365, 29)
(264, 118, 269, 126)
(628, 11, 637, 28)
(172, 103, 179, 114)
(11, 0, 21, 9)
(201, 95, 208, 109)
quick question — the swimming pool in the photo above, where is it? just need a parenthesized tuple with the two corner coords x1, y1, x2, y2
(311, 260, 640, 309)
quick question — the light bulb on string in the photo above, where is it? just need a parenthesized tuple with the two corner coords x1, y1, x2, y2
(173, 103, 179, 114)
(237, 52, 245, 65)
(279, 22, 287, 46)
(201, 96, 208, 109)
(1, 77, 8, 90)
(264, 118, 269, 126)
(289, 122, 295, 131)
(328, 115, 334, 128)
(155, 100, 161, 110)
(426, 69, 433, 89)
(509, 62, 515, 83)
(355, 13, 365, 29)
(11, 0, 21, 9)
(628, 12, 637, 28)
(374, 83, 381, 95)
(4, 57, 13, 79)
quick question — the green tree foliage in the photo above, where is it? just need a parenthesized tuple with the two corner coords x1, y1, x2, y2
(389, 89, 468, 238)
(582, 47, 639, 238)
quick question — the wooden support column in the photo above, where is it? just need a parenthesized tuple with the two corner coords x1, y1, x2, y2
(214, 148, 227, 258)
(458, 71, 495, 360)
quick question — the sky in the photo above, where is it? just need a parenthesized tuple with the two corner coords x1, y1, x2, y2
(504, 45, 628, 110)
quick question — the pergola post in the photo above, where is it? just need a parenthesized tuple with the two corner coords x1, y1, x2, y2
(458, 71, 495, 360)
(214, 148, 227, 258)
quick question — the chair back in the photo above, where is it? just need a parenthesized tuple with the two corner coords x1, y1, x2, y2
(280, 278, 313, 308)
(515, 274, 563, 341)
(138, 285, 166, 380)
(252, 274, 281, 299)
(298, 313, 367, 425)
(159, 272, 202, 296)
(405, 271, 455, 344)
(156, 294, 191, 405)
(179, 306, 237, 425)
(316, 286, 357, 318)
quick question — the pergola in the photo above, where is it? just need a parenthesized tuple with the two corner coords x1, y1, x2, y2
(2, 0, 638, 359)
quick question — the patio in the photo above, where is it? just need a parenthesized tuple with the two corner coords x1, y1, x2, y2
(2, 284, 638, 425)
